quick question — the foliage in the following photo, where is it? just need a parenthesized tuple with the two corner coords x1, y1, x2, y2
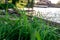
(0, 3, 15, 9)
(0, 0, 59, 40)
(0, 0, 34, 8)
(16, 0, 28, 8)
(0, 4, 6, 9)
(0, 9, 59, 40)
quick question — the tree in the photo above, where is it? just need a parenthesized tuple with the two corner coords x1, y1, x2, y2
(26, 0, 34, 15)
(12, 0, 19, 5)
(26, 0, 34, 8)
(5, 0, 8, 14)
(5, 0, 8, 9)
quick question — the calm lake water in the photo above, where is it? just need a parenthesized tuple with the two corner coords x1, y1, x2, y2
(33, 7, 60, 23)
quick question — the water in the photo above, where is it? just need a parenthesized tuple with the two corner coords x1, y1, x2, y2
(33, 7, 60, 23)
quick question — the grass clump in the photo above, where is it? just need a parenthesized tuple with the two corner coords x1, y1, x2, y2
(0, 10, 59, 40)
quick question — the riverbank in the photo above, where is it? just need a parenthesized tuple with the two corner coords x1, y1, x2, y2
(0, 7, 60, 24)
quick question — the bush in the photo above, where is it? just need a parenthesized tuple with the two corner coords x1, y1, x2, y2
(0, 3, 14, 9)
(0, 4, 6, 9)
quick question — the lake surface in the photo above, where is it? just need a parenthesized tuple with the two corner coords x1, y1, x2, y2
(33, 7, 60, 23)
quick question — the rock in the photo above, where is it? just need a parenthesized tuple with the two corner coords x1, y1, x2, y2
(8, 9, 16, 14)
(0, 10, 5, 15)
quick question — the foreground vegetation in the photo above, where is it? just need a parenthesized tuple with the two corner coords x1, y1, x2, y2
(0, 0, 59, 40)
(0, 10, 59, 40)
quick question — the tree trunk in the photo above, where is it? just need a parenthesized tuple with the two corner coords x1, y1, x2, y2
(5, 0, 8, 14)
(5, 0, 8, 4)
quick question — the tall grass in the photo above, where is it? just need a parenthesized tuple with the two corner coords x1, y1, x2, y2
(0, 9, 59, 40)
